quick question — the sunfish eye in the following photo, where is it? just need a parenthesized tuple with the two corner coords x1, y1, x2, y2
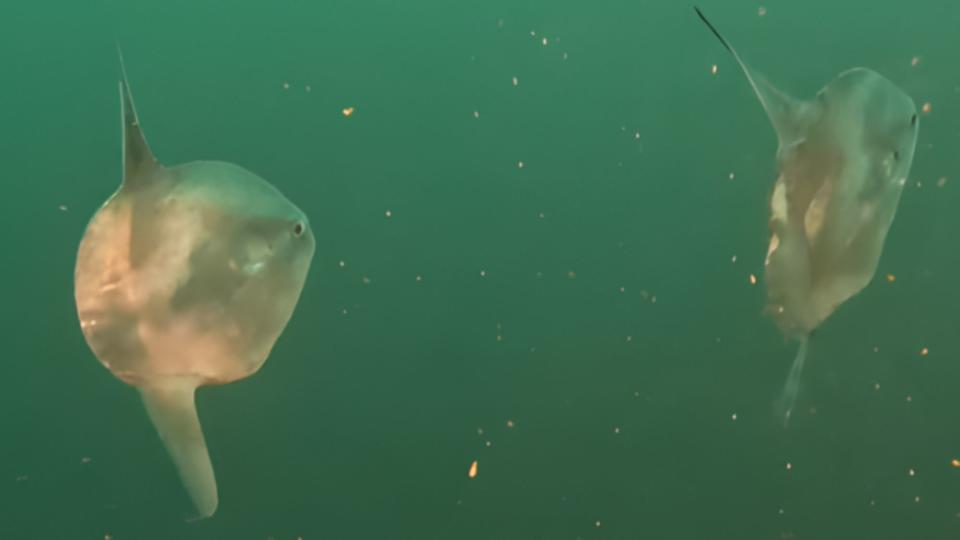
(293, 222, 304, 237)
(911, 113, 917, 126)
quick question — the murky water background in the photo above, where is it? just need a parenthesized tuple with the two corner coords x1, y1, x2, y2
(3, 0, 960, 538)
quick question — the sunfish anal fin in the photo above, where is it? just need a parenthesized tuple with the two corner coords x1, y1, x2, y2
(139, 379, 218, 520)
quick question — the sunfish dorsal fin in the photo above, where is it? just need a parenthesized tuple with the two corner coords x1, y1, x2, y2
(694, 7, 805, 146)
(117, 45, 160, 187)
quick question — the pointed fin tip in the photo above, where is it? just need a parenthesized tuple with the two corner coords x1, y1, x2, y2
(693, 7, 733, 55)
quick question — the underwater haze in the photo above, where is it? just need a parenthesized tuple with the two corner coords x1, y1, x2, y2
(3, 0, 960, 538)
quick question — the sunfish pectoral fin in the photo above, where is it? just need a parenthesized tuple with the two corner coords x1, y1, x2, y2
(139, 379, 218, 520)
(116, 44, 160, 188)
(694, 7, 807, 147)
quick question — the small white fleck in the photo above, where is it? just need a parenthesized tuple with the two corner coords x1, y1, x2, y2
(385, 209, 392, 218)
(480, 270, 486, 277)
(731, 413, 737, 421)
(338, 260, 346, 268)
(473, 110, 480, 118)
(512, 76, 519, 86)
(729, 172, 736, 180)
(282, 82, 290, 90)
(542, 37, 548, 46)
(517, 161, 525, 169)
(613, 427, 620, 434)
(786, 462, 793, 470)
(58, 204, 68, 211)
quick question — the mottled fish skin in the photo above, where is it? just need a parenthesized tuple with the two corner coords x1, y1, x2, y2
(695, 7, 918, 425)
(74, 50, 315, 519)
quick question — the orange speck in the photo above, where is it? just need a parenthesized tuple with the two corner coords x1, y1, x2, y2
(342, 107, 355, 117)
(886, 273, 896, 282)
(748, 274, 757, 285)
(468, 460, 478, 478)
(922, 102, 932, 114)
(951, 459, 960, 468)
(920, 347, 929, 356)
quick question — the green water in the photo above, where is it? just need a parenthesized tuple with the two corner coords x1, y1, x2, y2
(3, 0, 960, 538)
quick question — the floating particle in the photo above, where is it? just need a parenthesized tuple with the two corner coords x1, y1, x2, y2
(909, 468, 916, 477)
(619, 286, 626, 293)
(517, 161, 525, 169)
(338, 260, 346, 268)
(362, 276, 371, 285)
(758, 6, 767, 16)
(105, 535, 113, 540)
(58, 204, 68, 211)
(385, 209, 392, 218)
(562, 52, 569, 61)
(886, 273, 896, 282)
(468, 460, 478, 478)
(920, 347, 929, 356)
(535, 271, 543, 278)
(922, 102, 932, 114)
(951, 459, 960, 468)
(613, 427, 620, 434)
(81, 457, 92, 464)
(749, 274, 757, 285)
(473, 110, 480, 118)
(786, 462, 793, 470)
(778, 508, 784, 515)
(416, 275, 423, 282)
(282, 82, 290, 90)
(538, 212, 545, 219)
(729, 172, 736, 180)
(911, 56, 921, 66)
(530, 30, 536, 36)
(906, 395, 913, 403)
(634, 131, 641, 140)
(341, 308, 348, 315)
(485, 441, 492, 447)
(915, 496, 921, 503)
(305, 85, 312, 92)
(595, 521, 602, 528)
(15, 475, 28, 482)
(567, 270, 576, 279)
(711, 64, 718, 75)
(873, 346, 880, 353)
(626, 335, 633, 342)
(874, 383, 881, 391)
(938, 177, 948, 187)
(480, 270, 486, 277)
(731, 255, 737, 263)
(477, 427, 484, 435)
(542, 37, 548, 46)
(506, 420, 515, 428)
(512, 76, 519, 86)
(342, 106, 355, 117)
(497, 18, 504, 28)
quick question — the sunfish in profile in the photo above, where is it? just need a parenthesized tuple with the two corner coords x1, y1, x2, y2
(695, 8, 918, 425)
(75, 52, 315, 518)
